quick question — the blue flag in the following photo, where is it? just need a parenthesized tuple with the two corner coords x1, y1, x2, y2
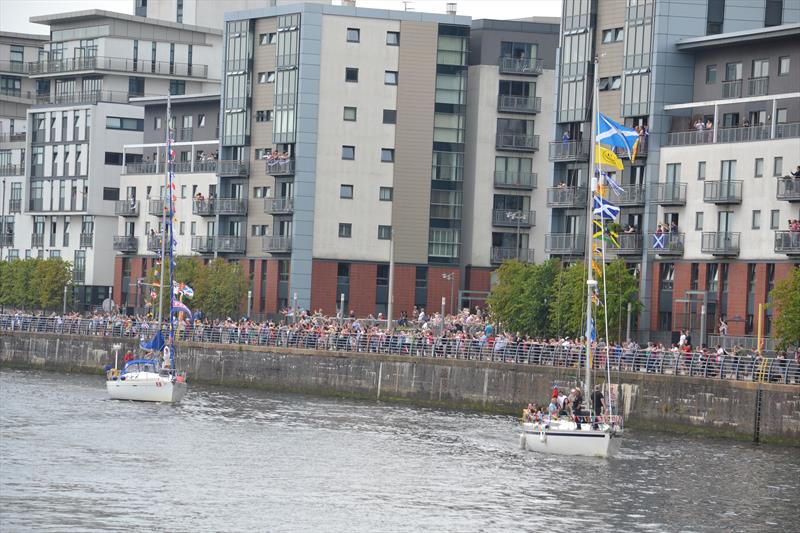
(592, 195, 620, 220)
(597, 113, 639, 159)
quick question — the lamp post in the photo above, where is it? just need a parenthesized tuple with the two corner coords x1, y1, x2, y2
(441, 272, 455, 315)
(247, 289, 252, 319)
(505, 210, 527, 261)
(1, 177, 6, 261)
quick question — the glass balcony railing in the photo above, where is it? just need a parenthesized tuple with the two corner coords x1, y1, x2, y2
(491, 209, 534, 228)
(113, 235, 138, 253)
(263, 236, 292, 253)
(496, 133, 539, 152)
(191, 236, 215, 254)
(703, 180, 743, 204)
(774, 231, 800, 255)
(497, 95, 541, 114)
(115, 200, 139, 216)
(615, 185, 645, 206)
(649, 232, 684, 256)
(616, 233, 643, 255)
(498, 57, 542, 75)
(776, 177, 800, 202)
(701, 232, 740, 256)
(265, 197, 294, 215)
(27, 56, 208, 78)
(214, 236, 246, 254)
(493, 171, 536, 190)
(545, 233, 585, 255)
(546, 186, 588, 208)
(265, 158, 295, 176)
(548, 140, 590, 162)
(653, 183, 687, 206)
(490, 247, 535, 264)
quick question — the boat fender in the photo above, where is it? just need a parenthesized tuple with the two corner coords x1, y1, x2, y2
(519, 433, 526, 450)
(539, 430, 546, 443)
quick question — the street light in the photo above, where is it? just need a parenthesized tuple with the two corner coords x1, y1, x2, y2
(1, 177, 6, 262)
(441, 272, 455, 315)
(505, 210, 527, 261)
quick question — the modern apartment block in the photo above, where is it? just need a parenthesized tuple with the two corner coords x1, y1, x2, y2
(134, 0, 335, 27)
(551, 0, 799, 342)
(0, 9, 221, 309)
(461, 18, 560, 301)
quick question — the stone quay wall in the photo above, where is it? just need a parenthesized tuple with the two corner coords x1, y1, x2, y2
(2, 331, 798, 445)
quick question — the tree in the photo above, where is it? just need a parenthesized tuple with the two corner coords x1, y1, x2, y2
(770, 267, 800, 350)
(34, 258, 72, 311)
(0, 259, 39, 309)
(548, 262, 587, 339)
(487, 259, 560, 337)
(598, 259, 642, 343)
(192, 258, 247, 319)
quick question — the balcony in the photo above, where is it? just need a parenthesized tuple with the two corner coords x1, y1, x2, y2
(178, 127, 193, 141)
(0, 165, 24, 176)
(125, 160, 218, 175)
(263, 236, 292, 253)
(615, 185, 645, 206)
(776, 178, 800, 202)
(701, 232, 740, 256)
(115, 200, 139, 217)
(665, 123, 800, 146)
(613, 144, 648, 162)
(80, 233, 93, 248)
(747, 76, 768, 97)
(148, 199, 165, 216)
(492, 209, 534, 228)
(215, 198, 248, 216)
(191, 236, 215, 254)
(192, 199, 216, 216)
(546, 186, 588, 208)
(497, 95, 541, 114)
(721, 79, 742, 98)
(774, 231, 800, 255)
(113, 236, 139, 253)
(545, 233, 585, 255)
(215, 236, 246, 253)
(616, 233, 643, 256)
(494, 171, 536, 190)
(217, 160, 249, 176)
(31, 234, 44, 248)
(34, 89, 133, 106)
(649, 233, 684, 256)
(8, 198, 21, 213)
(498, 57, 543, 76)
(27, 56, 208, 79)
(703, 180, 743, 204)
(0, 132, 26, 143)
(496, 133, 539, 152)
(548, 140, 590, 162)
(0, 234, 12, 246)
(0, 60, 29, 74)
(265, 197, 294, 215)
(490, 247, 535, 264)
(653, 183, 687, 206)
(266, 158, 295, 176)
(147, 234, 163, 252)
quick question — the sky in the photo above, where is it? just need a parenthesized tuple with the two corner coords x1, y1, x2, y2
(1, 0, 561, 34)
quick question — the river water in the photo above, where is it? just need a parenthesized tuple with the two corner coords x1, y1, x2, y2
(1, 369, 797, 532)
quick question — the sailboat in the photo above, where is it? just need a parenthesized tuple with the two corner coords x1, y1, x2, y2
(107, 95, 188, 403)
(520, 58, 631, 457)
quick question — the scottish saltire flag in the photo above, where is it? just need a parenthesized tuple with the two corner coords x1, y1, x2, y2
(597, 113, 639, 159)
(592, 196, 620, 220)
(171, 300, 193, 318)
(604, 172, 626, 196)
(589, 317, 597, 342)
(653, 233, 665, 249)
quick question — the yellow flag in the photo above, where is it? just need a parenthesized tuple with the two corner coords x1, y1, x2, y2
(595, 144, 624, 170)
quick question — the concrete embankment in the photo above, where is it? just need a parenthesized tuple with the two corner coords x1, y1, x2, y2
(2, 331, 799, 445)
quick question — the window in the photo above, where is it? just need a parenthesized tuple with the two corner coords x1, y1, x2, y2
(343, 106, 357, 121)
(752, 210, 761, 230)
(776, 108, 787, 124)
(778, 56, 790, 76)
(106, 116, 144, 131)
(179, 221, 185, 235)
(169, 80, 185, 95)
(666, 163, 681, 182)
(598, 77, 610, 91)
(338, 223, 352, 238)
(725, 62, 742, 81)
(755, 158, 764, 177)
(695, 212, 704, 231)
(705, 64, 717, 84)
(258, 71, 275, 84)
(347, 28, 360, 42)
(774, 157, 783, 176)
(259, 32, 277, 45)
(381, 148, 395, 162)
(722, 112, 739, 127)
(128, 76, 145, 96)
(610, 76, 621, 90)
(378, 225, 392, 240)
(255, 110, 272, 122)
(707, 0, 725, 35)
(104, 152, 123, 165)
(697, 161, 706, 180)
(386, 31, 400, 46)
(180, 185, 187, 198)
(340, 184, 353, 199)
(155, 116, 162, 129)
(251, 224, 268, 236)
(379, 187, 393, 201)
(383, 109, 396, 124)
(198, 114, 206, 128)
(384, 71, 398, 85)
(752, 58, 769, 78)
(765, 0, 783, 26)
(602, 29, 614, 43)
(253, 186, 270, 198)
(102, 187, 120, 200)
(255, 148, 270, 160)
(342, 146, 355, 160)
(345, 68, 359, 82)
(770, 209, 780, 230)
(191, 222, 197, 235)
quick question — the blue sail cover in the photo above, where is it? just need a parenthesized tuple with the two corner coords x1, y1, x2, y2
(140, 330, 165, 352)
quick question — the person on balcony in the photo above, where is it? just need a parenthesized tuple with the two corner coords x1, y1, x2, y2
(790, 165, 800, 179)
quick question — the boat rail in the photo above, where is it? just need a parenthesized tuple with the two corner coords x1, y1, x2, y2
(1, 315, 797, 385)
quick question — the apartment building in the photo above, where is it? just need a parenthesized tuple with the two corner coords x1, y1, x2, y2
(461, 18, 560, 301)
(550, 0, 799, 342)
(0, 9, 221, 309)
(135, 0, 335, 27)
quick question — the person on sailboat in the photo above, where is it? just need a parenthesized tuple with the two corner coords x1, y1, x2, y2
(572, 387, 586, 430)
(591, 385, 605, 429)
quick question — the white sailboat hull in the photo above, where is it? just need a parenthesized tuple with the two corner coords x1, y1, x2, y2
(520, 421, 622, 458)
(106, 373, 187, 403)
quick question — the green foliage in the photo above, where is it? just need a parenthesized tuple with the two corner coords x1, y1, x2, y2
(549, 262, 587, 339)
(0, 258, 71, 310)
(191, 258, 247, 319)
(770, 267, 800, 350)
(598, 259, 642, 343)
(34, 259, 73, 310)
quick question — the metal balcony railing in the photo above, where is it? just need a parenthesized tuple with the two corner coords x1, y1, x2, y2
(215, 198, 248, 216)
(649, 233, 684, 256)
(191, 236, 215, 254)
(125, 160, 218, 175)
(546, 186, 588, 208)
(496, 133, 539, 152)
(615, 185, 645, 206)
(192, 199, 216, 216)
(703, 180, 743, 204)
(27, 56, 208, 78)
(115, 200, 139, 217)
(0, 234, 13, 247)
(774, 231, 800, 255)
(548, 140, 590, 162)
(498, 57, 543, 75)
(617, 233, 644, 255)
(747, 76, 769, 96)
(263, 236, 292, 253)
(653, 183, 687, 205)
(0, 60, 29, 74)
(34, 90, 133, 106)
(31, 234, 44, 248)
(721, 79, 742, 99)
(493, 171, 536, 190)
(0, 165, 24, 176)
(776, 178, 800, 202)
(217, 160, 249, 176)
(0, 132, 26, 143)
(147, 234, 163, 252)
(178, 127, 193, 141)
(490, 247, 535, 264)
(545, 233, 585, 255)
(266, 158, 295, 175)
(497, 95, 541, 114)
(9, 199, 21, 213)
(491, 209, 534, 228)
(265, 197, 294, 215)
(113, 236, 138, 253)
(215, 236, 246, 253)
(79, 233, 93, 248)
(701, 232, 741, 256)
(148, 199, 165, 216)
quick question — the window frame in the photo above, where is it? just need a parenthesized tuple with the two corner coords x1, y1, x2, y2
(774, 157, 783, 177)
(338, 223, 352, 238)
(379, 187, 393, 201)
(754, 158, 764, 178)
(384, 70, 398, 86)
(378, 225, 392, 240)
(380, 148, 395, 163)
(346, 28, 360, 43)
(751, 210, 761, 230)
(382, 109, 397, 124)
(705, 64, 717, 84)
(778, 56, 790, 76)
(345, 67, 359, 83)
(342, 145, 355, 160)
(386, 31, 400, 46)
(343, 106, 357, 121)
(340, 184, 354, 199)
(770, 209, 780, 230)
(695, 212, 704, 231)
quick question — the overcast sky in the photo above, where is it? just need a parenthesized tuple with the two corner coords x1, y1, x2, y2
(1, 0, 561, 34)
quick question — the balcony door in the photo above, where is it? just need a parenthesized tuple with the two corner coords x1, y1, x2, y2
(718, 211, 733, 233)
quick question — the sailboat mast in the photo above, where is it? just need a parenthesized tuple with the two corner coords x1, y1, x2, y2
(157, 95, 171, 325)
(583, 56, 600, 396)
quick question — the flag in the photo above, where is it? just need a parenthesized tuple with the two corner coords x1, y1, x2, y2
(597, 113, 639, 159)
(592, 196, 620, 220)
(595, 144, 624, 170)
(171, 300, 193, 318)
(592, 260, 602, 278)
(589, 317, 596, 342)
(593, 220, 619, 247)
(652, 233, 665, 250)
(604, 172, 626, 196)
